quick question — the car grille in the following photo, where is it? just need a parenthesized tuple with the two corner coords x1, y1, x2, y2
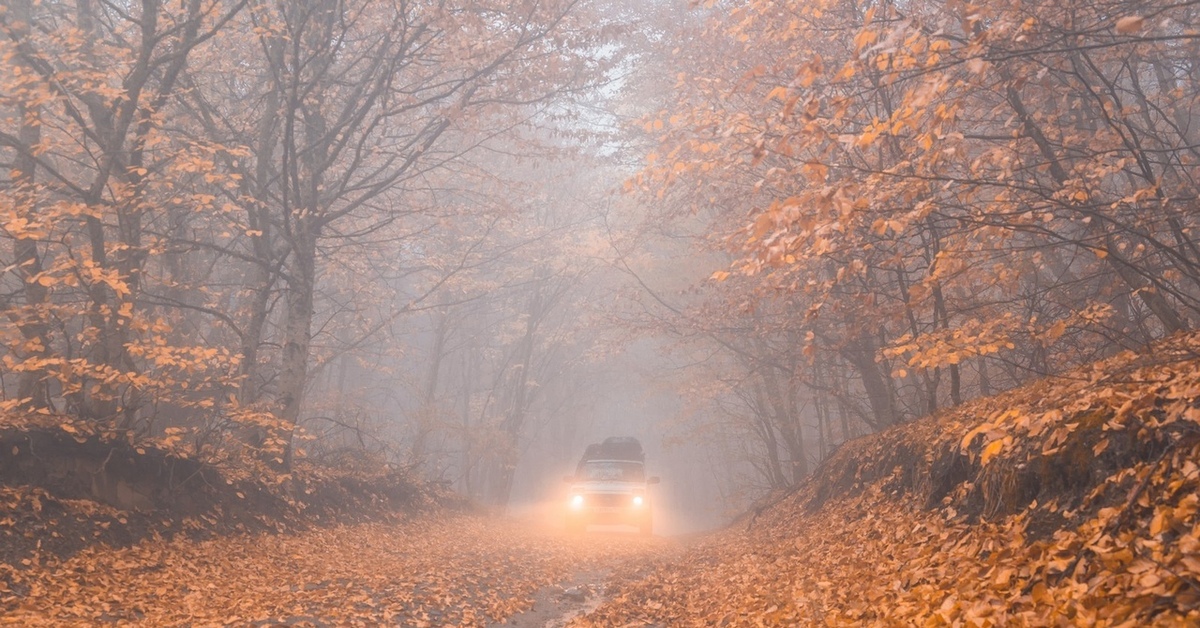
(587, 493, 631, 507)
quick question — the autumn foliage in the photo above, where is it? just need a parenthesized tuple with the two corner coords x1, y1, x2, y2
(6, 0, 1200, 622)
(0, 0, 615, 489)
(617, 0, 1200, 497)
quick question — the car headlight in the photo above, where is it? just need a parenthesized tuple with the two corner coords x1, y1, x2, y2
(632, 495, 644, 507)
(570, 494, 585, 509)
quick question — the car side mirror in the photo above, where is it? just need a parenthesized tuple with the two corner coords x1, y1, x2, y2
(647, 476, 661, 485)
(563, 475, 575, 483)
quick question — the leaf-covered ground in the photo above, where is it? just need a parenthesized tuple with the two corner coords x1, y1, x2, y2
(1, 515, 668, 626)
(574, 335, 1200, 626)
(10, 337, 1200, 626)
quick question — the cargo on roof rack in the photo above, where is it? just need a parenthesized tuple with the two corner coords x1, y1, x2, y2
(579, 436, 644, 463)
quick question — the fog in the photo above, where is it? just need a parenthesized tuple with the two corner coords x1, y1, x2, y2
(8, 0, 1193, 548)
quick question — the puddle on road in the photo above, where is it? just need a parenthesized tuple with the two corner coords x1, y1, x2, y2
(488, 569, 609, 628)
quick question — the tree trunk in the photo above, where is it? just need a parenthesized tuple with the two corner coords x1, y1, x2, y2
(841, 335, 897, 428)
(276, 227, 317, 466)
(9, 0, 51, 410)
(238, 264, 274, 405)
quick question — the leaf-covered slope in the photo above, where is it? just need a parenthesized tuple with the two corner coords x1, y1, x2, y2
(0, 422, 447, 572)
(577, 334, 1200, 626)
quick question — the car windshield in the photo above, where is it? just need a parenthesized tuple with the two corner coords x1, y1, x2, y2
(580, 460, 644, 482)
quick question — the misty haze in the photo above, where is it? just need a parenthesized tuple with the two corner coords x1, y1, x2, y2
(2, 0, 1200, 625)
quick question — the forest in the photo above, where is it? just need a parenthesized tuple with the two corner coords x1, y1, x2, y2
(2, 0, 1200, 625)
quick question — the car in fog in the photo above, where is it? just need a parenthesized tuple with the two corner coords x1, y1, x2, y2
(564, 437, 660, 535)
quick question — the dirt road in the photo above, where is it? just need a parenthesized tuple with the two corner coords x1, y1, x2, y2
(0, 515, 671, 627)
